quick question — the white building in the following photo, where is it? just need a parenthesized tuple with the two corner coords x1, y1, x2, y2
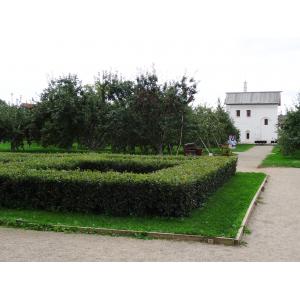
(225, 83, 281, 144)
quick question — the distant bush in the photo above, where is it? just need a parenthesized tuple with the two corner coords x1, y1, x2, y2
(0, 153, 237, 217)
(0, 100, 32, 151)
(278, 97, 300, 155)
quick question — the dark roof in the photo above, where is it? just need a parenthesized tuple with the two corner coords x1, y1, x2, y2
(20, 103, 34, 109)
(225, 91, 281, 106)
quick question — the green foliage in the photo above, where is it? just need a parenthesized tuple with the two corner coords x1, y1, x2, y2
(0, 101, 32, 151)
(232, 144, 254, 152)
(243, 226, 252, 235)
(80, 73, 135, 150)
(1, 71, 238, 153)
(220, 146, 233, 156)
(185, 101, 239, 149)
(31, 74, 85, 150)
(0, 142, 86, 153)
(261, 146, 300, 168)
(106, 71, 197, 154)
(215, 99, 240, 142)
(0, 153, 237, 217)
(0, 172, 266, 238)
(278, 96, 300, 155)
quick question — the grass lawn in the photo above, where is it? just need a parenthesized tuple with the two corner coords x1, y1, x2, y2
(206, 144, 254, 155)
(0, 172, 266, 238)
(261, 146, 300, 168)
(233, 144, 254, 152)
(0, 142, 253, 156)
(0, 142, 86, 153)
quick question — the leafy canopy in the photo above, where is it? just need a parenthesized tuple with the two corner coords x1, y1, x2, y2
(278, 96, 300, 155)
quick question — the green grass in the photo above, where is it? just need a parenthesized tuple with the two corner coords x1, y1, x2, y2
(0, 142, 253, 155)
(261, 146, 300, 168)
(0, 142, 87, 153)
(0, 142, 178, 155)
(233, 144, 254, 152)
(0, 172, 266, 238)
(207, 144, 254, 155)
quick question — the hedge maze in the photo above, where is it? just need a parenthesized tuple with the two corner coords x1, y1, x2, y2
(0, 153, 237, 217)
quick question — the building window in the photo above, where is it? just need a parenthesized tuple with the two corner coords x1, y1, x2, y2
(236, 110, 240, 117)
(264, 118, 268, 125)
(246, 110, 251, 117)
(246, 131, 250, 140)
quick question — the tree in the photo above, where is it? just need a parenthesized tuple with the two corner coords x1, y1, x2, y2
(130, 71, 165, 153)
(32, 74, 85, 150)
(79, 84, 110, 150)
(130, 72, 197, 154)
(99, 72, 137, 152)
(0, 100, 32, 151)
(100, 71, 197, 154)
(214, 99, 240, 144)
(185, 105, 217, 148)
(184, 100, 239, 150)
(162, 77, 197, 154)
(278, 96, 300, 155)
(2, 71, 242, 155)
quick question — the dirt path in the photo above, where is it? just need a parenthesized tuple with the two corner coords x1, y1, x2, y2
(236, 145, 273, 172)
(1, 146, 300, 261)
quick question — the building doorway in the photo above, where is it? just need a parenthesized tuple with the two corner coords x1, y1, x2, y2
(246, 131, 250, 140)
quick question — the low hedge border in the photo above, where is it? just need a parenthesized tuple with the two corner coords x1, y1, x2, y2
(0, 153, 237, 217)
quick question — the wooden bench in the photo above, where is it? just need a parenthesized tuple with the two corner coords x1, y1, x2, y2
(184, 143, 202, 156)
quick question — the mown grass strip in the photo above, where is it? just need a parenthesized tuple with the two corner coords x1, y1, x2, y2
(233, 144, 254, 152)
(235, 175, 268, 241)
(261, 146, 300, 168)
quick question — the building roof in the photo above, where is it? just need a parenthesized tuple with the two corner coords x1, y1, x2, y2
(20, 103, 35, 109)
(225, 91, 281, 106)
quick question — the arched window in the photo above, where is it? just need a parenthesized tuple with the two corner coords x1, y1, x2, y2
(264, 118, 268, 125)
(246, 131, 250, 140)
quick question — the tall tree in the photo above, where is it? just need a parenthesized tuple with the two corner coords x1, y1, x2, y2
(184, 101, 239, 150)
(278, 96, 300, 154)
(131, 72, 197, 154)
(162, 76, 197, 154)
(79, 84, 110, 150)
(214, 99, 240, 144)
(32, 74, 85, 150)
(100, 72, 137, 152)
(0, 100, 32, 151)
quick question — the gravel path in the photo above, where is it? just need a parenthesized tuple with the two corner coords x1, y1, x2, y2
(1, 146, 300, 261)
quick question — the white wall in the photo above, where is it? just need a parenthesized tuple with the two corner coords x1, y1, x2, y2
(226, 104, 278, 143)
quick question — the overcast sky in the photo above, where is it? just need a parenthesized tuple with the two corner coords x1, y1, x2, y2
(1, 0, 300, 112)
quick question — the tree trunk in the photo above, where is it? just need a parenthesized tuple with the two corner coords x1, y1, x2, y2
(11, 141, 16, 152)
(158, 144, 163, 155)
(176, 113, 184, 155)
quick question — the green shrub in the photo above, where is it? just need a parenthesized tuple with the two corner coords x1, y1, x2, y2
(278, 99, 300, 155)
(0, 153, 237, 217)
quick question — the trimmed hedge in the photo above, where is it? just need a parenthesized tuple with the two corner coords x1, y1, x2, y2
(0, 153, 237, 217)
